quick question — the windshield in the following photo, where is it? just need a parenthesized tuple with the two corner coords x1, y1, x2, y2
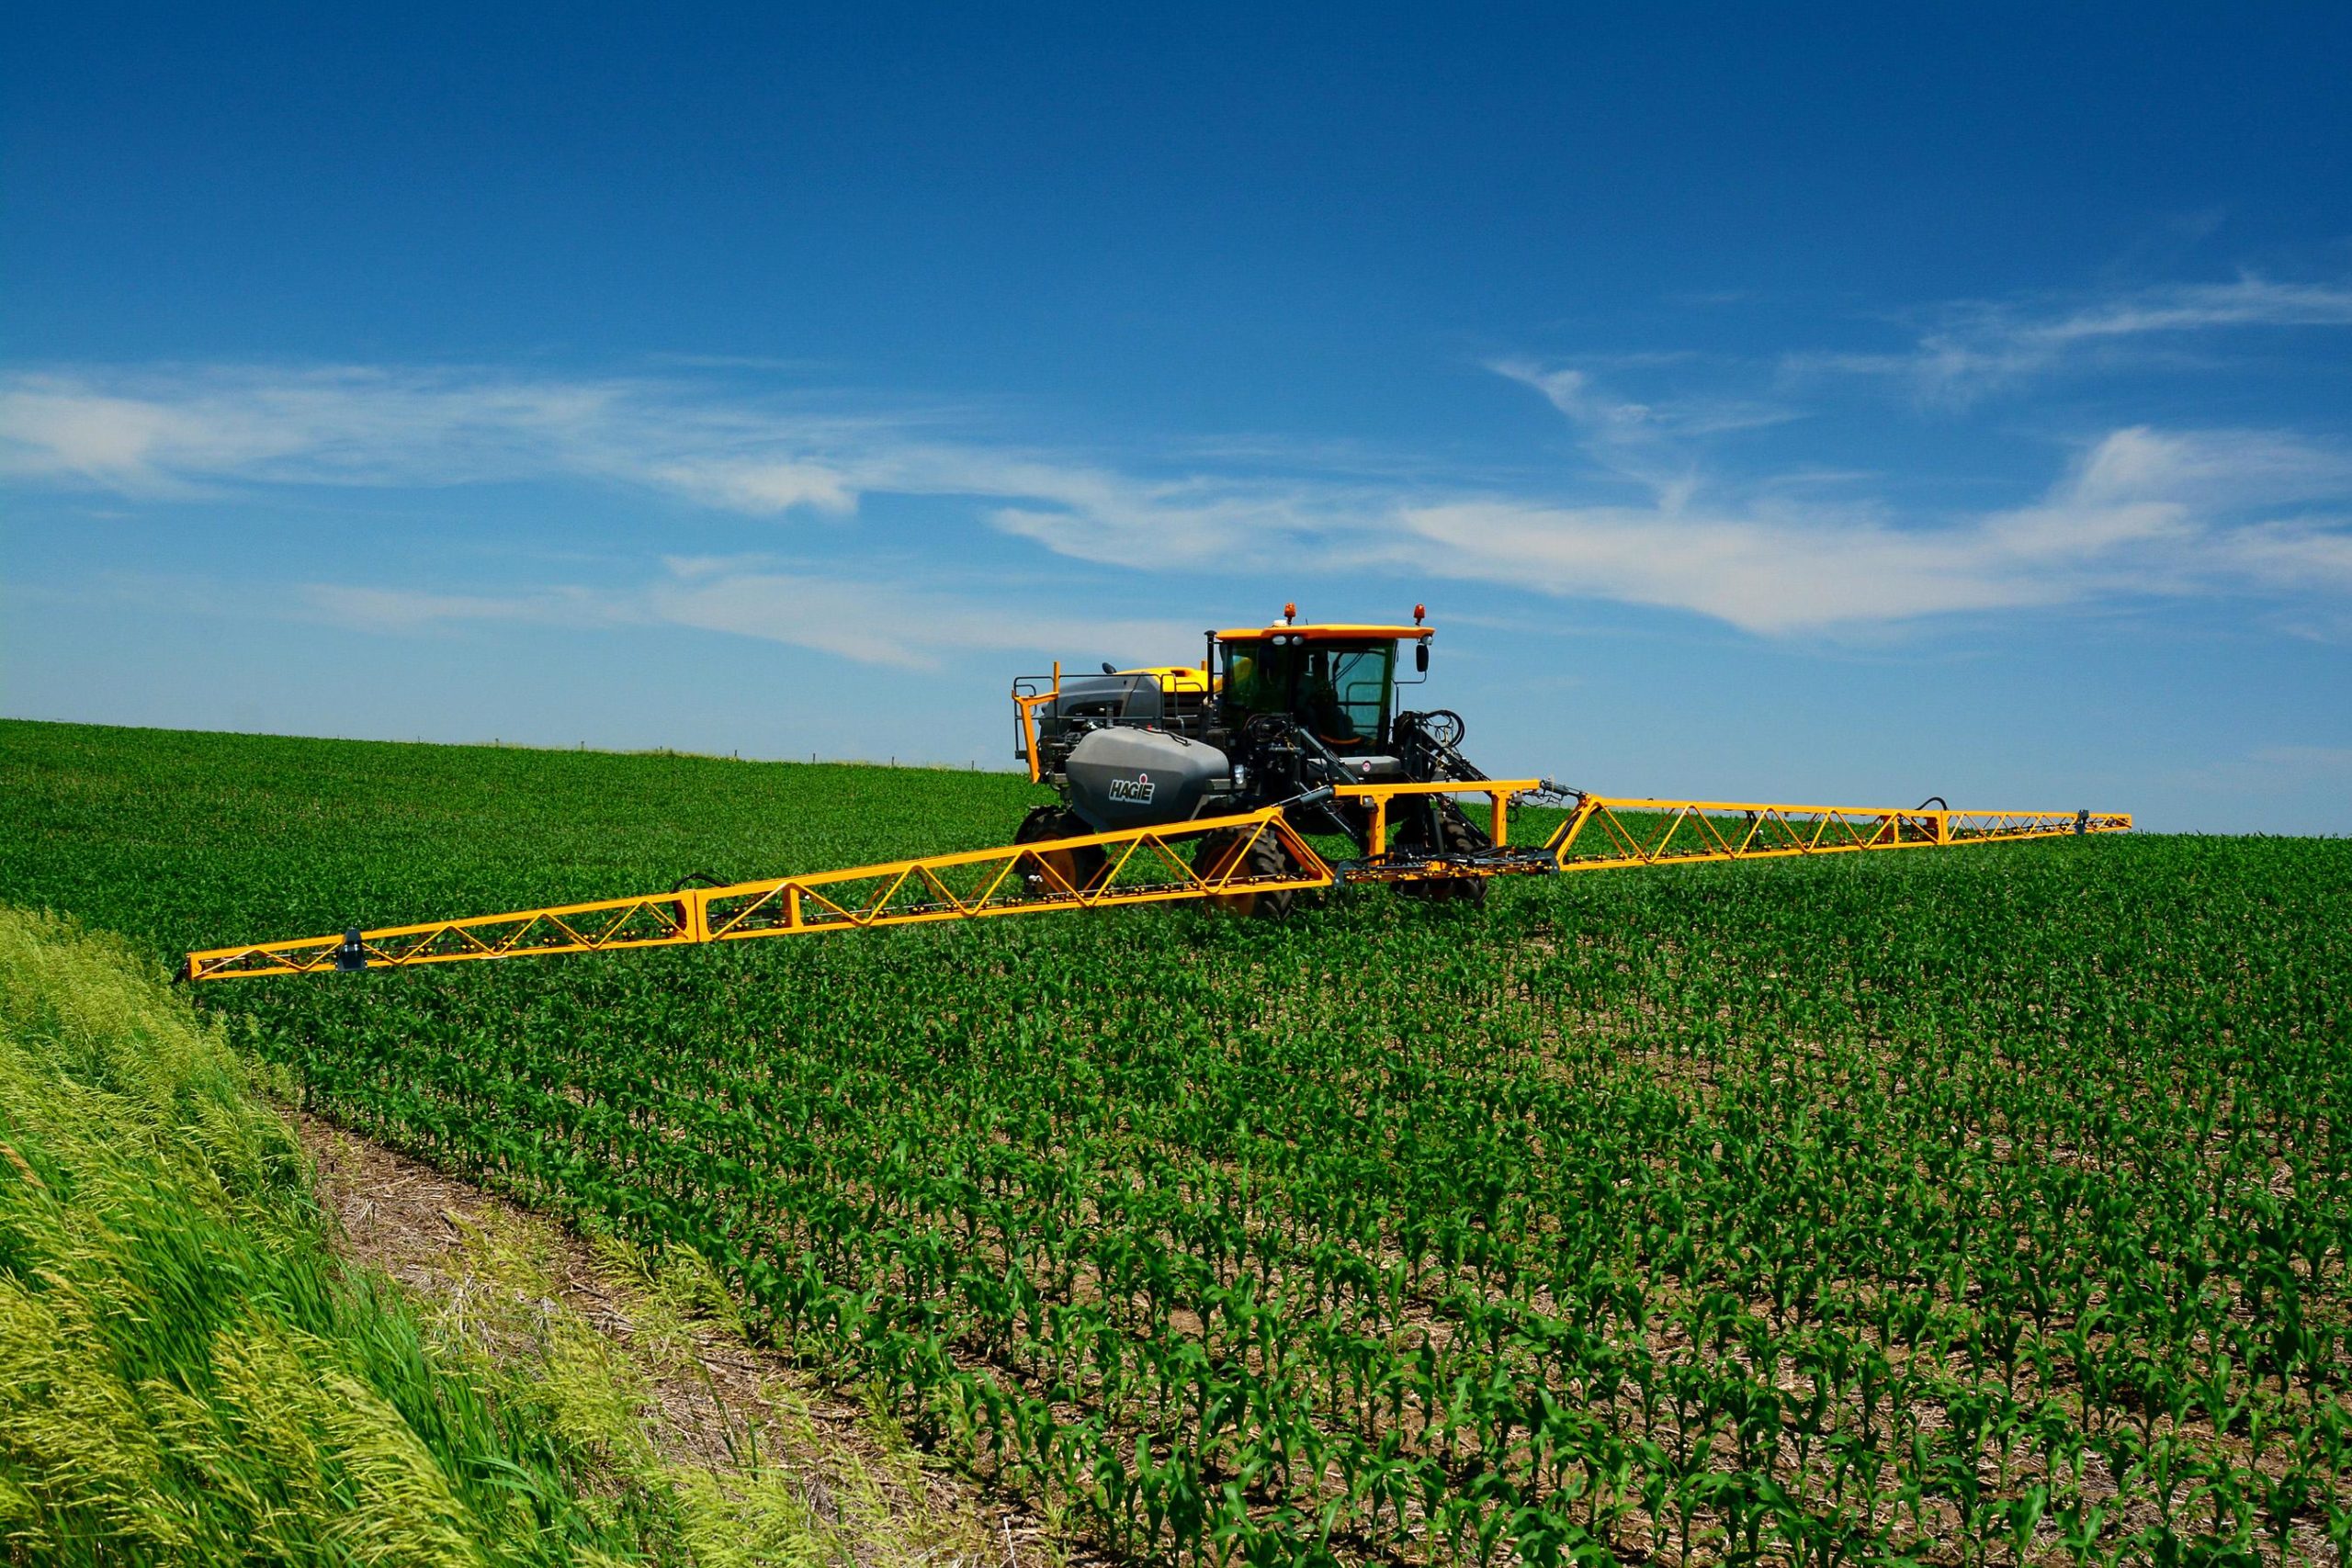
(1224, 639, 1395, 747)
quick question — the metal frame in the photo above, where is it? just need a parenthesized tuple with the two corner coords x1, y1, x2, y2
(185, 807, 1334, 980)
(184, 787, 2132, 982)
(1012, 661, 1061, 784)
(1545, 796, 2133, 871)
(1331, 778, 1543, 859)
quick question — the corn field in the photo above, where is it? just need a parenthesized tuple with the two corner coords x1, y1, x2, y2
(4, 720, 2346, 1565)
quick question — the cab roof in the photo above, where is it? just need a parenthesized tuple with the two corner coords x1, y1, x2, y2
(1215, 622, 1433, 643)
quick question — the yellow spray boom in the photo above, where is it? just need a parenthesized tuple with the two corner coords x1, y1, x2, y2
(185, 610, 2128, 981)
(183, 782, 2128, 981)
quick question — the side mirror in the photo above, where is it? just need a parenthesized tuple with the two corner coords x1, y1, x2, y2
(1415, 642, 1430, 673)
(1101, 661, 1118, 675)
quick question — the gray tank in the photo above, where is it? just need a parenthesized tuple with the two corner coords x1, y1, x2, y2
(1063, 728, 1231, 832)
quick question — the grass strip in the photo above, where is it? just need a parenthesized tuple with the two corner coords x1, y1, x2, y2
(0, 907, 654, 1565)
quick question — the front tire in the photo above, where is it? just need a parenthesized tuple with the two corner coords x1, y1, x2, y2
(1015, 806, 1104, 898)
(1192, 826, 1298, 919)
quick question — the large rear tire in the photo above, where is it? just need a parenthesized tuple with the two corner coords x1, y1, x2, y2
(1015, 806, 1104, 898)
(1192, 827, 1298, 919)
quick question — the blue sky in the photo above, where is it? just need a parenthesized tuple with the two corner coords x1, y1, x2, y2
(5, 5, 2348, 830)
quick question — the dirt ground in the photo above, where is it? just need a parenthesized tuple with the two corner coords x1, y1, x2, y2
(296, 1111, 1098, 1568)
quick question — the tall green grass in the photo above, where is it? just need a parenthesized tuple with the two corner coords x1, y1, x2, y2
(0, 907, 646, 1565)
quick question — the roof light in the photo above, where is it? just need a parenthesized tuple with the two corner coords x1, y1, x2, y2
(1283, 602, 1297, 624)
(1413, 604, 1425, 625)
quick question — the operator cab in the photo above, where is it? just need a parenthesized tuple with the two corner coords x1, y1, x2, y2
(1212, 607, 1431, 773)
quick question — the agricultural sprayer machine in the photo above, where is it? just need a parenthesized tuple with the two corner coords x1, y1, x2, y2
(184, 606, 2130, 979)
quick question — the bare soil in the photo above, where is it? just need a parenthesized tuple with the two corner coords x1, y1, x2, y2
(295, 1110, 1101, 1568)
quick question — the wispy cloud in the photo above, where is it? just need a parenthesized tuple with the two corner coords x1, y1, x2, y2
(0, 366, 1363, 564)
(1475, 350, 2352, 630)
(1490, 358, 1797, 444)
(1389, 421, 2352, 633)
(299, 582, 639, 634)
(1487, 357, 1798, 509)
(647, 563, 1200, 671)
(6, 359, 2350, 645)
(286, 559, 1201, 672)
(1788, 275, 2352, 402)
(2024, 276, 2352, 343)
(0, 367, 659, 495)
(281, 423, 2352, 647)
(0, 366, 876, 510)
(648, 458, 860, 515)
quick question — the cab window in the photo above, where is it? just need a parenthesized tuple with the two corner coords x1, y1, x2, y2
(1227, 642, 1303, 715)
(1307, 643, 1394, 747)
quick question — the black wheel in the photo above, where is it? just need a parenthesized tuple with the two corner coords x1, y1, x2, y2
(1014, 806, 1104, 898)
(1396, 796, 1489, 907)
(1192, 826, 1298, 919)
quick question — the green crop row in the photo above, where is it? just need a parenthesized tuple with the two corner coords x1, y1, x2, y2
(4, 719, 2346, 1566)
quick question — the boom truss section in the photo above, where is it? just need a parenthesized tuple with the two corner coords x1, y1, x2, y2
(183, 789, 2132, 982)
(184, 808, 1333, 981)
(1546, 796, 2132, 872)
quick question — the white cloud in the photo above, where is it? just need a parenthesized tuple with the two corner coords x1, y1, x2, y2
(6, 360, 2351, 642)
(1788, 276, 2352, 402)
(647, 568, 1200, 671)
(283, 560, 1204, 672)
(2034, 277, 2352, 343)
(300, 582, 639, 634)
(649, 459, 858, 515)
(0, 366, 856, 513)
(2220, 519, 2352, 592)
(1473, 357, 2352, 631)
(987, 484, 1340, 570)
(1491, 360, 1657, 438)
(0, 379, 319, 493)
(0, 367, 1361, 563)
(1490, 358, 1795, 443)
(1384, 425, 2352, 633)
(1394, 501, 2063, 632)
(2065, 423, 2352, 508)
